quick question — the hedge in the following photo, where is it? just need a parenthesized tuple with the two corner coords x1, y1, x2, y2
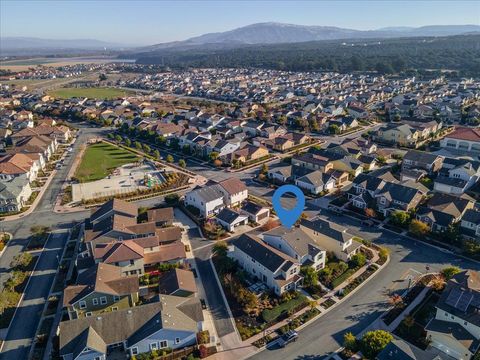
(262, 294, 307, 323)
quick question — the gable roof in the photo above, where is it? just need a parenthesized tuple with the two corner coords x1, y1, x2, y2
(231, 234, 297, 273)
(63, 263, 138, 307)
(446, 127, 480, 142)
(218, 177, 247, 195)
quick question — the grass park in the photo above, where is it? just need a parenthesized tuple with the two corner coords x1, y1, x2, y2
(48, 87, 132, 99)
(74, 142, 139, 183)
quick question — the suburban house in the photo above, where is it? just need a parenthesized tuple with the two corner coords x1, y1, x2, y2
(0, 152, 41, 182)
(434, 159, 480, 195)
(158, 268, 197, 297)
(217, 177, 248, 207)
(440, 127, 480, 153)
(147, 207, 175, 227)
(228, 234, 303, 295)
(416, 193, 474, 233)
(63, 263, 139, 320)
(347, 172, 394, 210)
(375, 181, 426, 216)
(402, 150, 444, 174)
(426, 270, 480, 359)
(374, 123, 421, 148)
(0, 176, 32, 213)
(59, 295, 204, 360)
(460, 209, 480, 241)
(262, 227, 327, 271)
(295, 170, 336, 195)
(79, 200, 185, 274)
(300, 218, 362, 262)
(184, 178, 249, 218)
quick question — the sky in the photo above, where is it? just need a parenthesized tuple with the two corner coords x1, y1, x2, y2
(1, 0, 479, 45)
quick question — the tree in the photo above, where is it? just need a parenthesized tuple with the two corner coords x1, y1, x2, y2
(343, 332, 358, 352)
(301, 266, 318, 287)
(328, 124, 340, 134)
(390, 210, 410, 227)
(260, 163, 269, 175)
(107, 133, 114, 139)
(166, 154, 174, 163)
(10, 252, 33, 269)
(182, 144, 191, 155)
(114, 134, 122, 143)
(379, 247, 390, 261)
(98, 73, 107, 81)
(153, 149, 161, 160)
(441, 266, 461, 280)
(164, 193, 179, 205)
(361, 330, 393, 358)
(350, 253, 366, 268)
(209, 152, 219, 162)
(30, 225, 50, 237)
(365, 208, 377, 218)
(213, 159, 223, 167)
(134, 141, 142, 150)
(125, 138, 132, 147)
(178, 159, 186, 168)
(142, 144, 151, 154)
(409, 219, 430, 237)
(213, 241, 228, 257)
(0, 290, 20, 314)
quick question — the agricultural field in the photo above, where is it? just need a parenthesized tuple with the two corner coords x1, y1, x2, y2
(48, 87, 132, 99)
(74, 142, 139, 183)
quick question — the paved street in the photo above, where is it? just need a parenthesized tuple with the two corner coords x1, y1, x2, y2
(0, 230, 69, 359)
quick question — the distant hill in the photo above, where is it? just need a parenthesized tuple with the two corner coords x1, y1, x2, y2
(134, 34, 480, 77)
(0, 37, 132, 56)
(134, 22, 480, 53)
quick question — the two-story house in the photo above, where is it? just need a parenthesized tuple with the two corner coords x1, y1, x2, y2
(460, 209, 480, 241)
(402, 150, 444, 174)
(63, 263, 139, 320)
(262, 227, 326, 271)
(300, 218, 362, 262)
(59, 295, 204, 360)
(416, 193, 474, 233)
(217, 178, 248, 207)
(184, 185, 225, 218)
(375, 181, 426, 216)
(426, 270, 480, 359)
(228, 234, 303, 295)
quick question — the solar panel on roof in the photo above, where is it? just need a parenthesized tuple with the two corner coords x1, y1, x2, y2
(457, 292, 474, 312)
(445, 287, 464, 308)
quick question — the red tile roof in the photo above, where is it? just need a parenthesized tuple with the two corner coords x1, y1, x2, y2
(447, 127, 480, 142)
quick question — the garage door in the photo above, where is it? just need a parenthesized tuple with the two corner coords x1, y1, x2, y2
(257, 211, 269, 221)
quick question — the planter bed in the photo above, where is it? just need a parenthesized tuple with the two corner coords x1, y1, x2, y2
(321, 298, 336, 309)
(382, 283, 426, 326)
(338, 265, 378, 298)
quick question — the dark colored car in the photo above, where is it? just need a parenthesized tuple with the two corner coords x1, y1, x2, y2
(278, 330, 298, 347)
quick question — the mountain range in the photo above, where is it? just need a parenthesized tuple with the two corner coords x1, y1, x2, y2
(2, 23, 479, 56)
(136, 22, 480, 53)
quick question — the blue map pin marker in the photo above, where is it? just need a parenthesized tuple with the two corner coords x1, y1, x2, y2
(272, 184, 305, 229)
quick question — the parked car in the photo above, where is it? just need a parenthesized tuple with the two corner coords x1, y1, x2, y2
(278, 330, 298, 348)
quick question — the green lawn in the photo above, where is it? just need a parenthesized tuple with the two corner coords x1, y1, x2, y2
(74, 142, 139, 182)
(48, 87, 132, 99)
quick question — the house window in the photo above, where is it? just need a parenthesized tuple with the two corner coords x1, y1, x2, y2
(131, 347, 138, 355)
(113, 295, 120, 302)
(100, 296, 107, 305)
(111, 307, 118, 311)
(150, 342, 158, 350)
(160, 340, 168, 348)
(92, 298, 99, 305)
(175, 337, 181, 344)
(130, 260, 134, 265)
(85, 312, 92, 317)
(79, 301, 86, 309)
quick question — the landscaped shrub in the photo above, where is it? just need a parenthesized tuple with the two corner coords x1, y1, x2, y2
(261, 294, 307, 323)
